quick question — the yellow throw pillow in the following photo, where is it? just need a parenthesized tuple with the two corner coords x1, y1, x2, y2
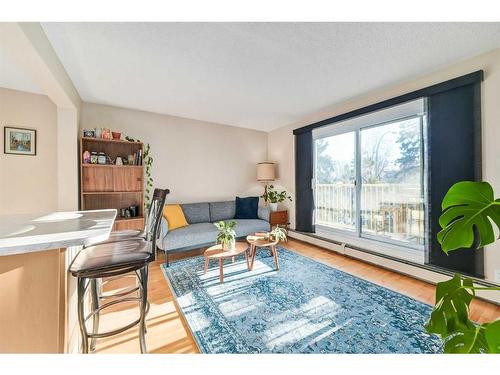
(163, 204, 189, 231)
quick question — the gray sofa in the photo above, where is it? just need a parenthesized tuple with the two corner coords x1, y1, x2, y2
(158, 201, 271, 265)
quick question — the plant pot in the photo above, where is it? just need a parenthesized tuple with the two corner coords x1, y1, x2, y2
(269, 202, 278, 212)
(222, 238, 236, 251)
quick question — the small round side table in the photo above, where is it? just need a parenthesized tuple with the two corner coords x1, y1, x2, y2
(246, 234, 280, 271)
(204, 242, 250, 283)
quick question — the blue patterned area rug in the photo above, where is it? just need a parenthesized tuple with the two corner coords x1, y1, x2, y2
(161, 246, 442, 354)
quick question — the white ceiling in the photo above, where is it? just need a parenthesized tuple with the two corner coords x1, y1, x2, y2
(39, 22, 500, 131)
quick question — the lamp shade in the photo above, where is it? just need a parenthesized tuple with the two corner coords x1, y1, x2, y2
(257, 162, 275, 181)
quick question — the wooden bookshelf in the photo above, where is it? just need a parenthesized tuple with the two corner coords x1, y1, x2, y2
(79, 137, 145, 231)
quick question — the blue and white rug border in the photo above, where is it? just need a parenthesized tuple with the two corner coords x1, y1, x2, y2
(160, 264, 206, 353)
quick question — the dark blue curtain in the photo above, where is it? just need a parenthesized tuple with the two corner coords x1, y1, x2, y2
(426, 81, 484, 277)
(295, 131, 315, 232)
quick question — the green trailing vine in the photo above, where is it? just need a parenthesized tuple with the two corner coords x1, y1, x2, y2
(143, 143, 154, 210)
(125, 136, 154, 211)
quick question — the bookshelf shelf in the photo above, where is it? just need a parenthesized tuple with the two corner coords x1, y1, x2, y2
(82, 164, 143, 169)
(115, 216, 144, 222)
(82, 191, 143, 195)
(81, 137, 142, 145)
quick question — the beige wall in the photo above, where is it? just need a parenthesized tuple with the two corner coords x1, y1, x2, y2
(0, 88, 58, 214)
(57, 107, 79, 211)
(268, 48, 500, 282)
(80, 102, 268, 204)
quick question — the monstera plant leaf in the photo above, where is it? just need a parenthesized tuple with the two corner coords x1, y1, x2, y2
(443, 325, 489, 353)
(425, 273, 500, 353)
(437, 181, 500, 253)
(425, 274, 475, 338)
(484, 319, 500, 353)
(442, 319, 500, 353)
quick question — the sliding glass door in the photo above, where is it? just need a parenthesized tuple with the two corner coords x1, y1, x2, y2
(314, 132, 356, 232)
(313, 100, 427, 252)
(359, 117, 425, 247)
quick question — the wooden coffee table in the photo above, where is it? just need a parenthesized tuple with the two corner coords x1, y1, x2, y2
(204, 242, 250, 283)
(246, 233, 279, 271)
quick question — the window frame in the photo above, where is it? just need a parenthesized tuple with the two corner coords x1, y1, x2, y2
(312, 101, 428, 253)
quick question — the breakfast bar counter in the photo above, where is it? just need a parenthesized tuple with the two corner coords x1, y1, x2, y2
(0, 209, 116, 353)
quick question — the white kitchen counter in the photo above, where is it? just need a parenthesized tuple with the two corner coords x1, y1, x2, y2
(0, 209, 117, 256)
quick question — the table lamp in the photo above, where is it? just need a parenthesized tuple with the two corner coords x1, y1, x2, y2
(257, 162, 275, 204)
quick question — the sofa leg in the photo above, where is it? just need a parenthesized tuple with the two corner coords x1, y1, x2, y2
(165, 251, 169, 267)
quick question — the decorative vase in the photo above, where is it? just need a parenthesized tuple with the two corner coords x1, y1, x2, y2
(82, 150, 90, 164)
(102, 128, 111, 140)
(222, 238, 236, 251)
(269, 202, 278, 212)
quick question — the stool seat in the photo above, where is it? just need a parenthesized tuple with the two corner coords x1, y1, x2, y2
(96, 229, 143, 245)
(70, 238, 152, 277)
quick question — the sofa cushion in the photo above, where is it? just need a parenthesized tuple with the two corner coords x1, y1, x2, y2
(209, 201, 235, 222)
(180, 202, 210, 224)
(163, 204, 189, 231)
(234, 196, 259, 219)
(226, 219, 270, 238)
(163, 222, 218, 251)
(257, 205, 271, 221)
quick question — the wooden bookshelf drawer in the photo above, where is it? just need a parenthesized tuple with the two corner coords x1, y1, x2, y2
(112, 167, 143, 192)
(82, 166, 113, 192)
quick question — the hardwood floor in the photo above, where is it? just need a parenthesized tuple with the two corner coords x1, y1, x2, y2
(93, 238, 500, 354)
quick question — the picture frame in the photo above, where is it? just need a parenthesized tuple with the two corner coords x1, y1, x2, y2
(82, 129, 95, 138)
(4, 126, 37, 156)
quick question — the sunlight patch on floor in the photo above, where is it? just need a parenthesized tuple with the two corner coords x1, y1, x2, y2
(264, 296, 343, 349)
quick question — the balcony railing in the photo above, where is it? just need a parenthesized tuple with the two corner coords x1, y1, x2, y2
(315, 183, 424, 246)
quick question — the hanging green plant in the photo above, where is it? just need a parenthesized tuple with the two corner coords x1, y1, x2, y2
(143, 143, 154, 210)
(125, 135, 154, 211)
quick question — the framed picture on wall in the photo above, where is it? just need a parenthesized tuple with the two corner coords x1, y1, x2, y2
(4, 126, 37, 156)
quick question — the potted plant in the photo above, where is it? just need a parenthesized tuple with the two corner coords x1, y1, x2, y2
(268, 225, 288, 242)
(214, 220, 237, 251)
(425, 181, 500, 353)
(261, 184, 292, 211)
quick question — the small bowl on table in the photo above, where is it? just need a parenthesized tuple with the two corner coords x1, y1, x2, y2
(112, 132, 121, 140)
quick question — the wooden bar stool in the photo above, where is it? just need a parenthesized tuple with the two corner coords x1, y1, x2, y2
(69, 188, 169, 353)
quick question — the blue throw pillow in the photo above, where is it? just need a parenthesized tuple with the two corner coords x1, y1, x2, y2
(234, 196, 259, 219)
